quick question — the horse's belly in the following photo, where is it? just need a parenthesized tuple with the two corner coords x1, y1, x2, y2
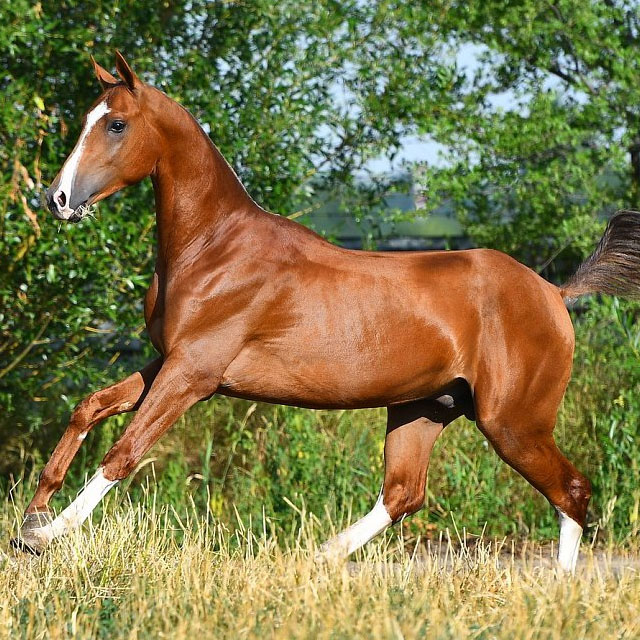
(218, 334, 457, 410)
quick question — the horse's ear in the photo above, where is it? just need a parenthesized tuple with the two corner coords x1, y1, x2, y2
(114, 50, 140, 91)
(91, 55, 118, 90)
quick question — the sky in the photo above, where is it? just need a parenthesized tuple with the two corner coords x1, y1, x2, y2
(364, 43, 518, 174)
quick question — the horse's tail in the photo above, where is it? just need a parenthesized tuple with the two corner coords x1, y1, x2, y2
(560, 210, 640, 301)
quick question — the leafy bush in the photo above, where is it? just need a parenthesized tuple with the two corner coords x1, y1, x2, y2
(1, 0, 454, 438)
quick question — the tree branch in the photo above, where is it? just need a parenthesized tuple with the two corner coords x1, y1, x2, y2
(0, 315, 52, 381)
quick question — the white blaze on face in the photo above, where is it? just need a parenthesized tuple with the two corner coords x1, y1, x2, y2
(53, 100, 111, 219)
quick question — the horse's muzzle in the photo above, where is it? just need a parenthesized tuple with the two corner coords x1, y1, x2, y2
(44, 187, 84, 223)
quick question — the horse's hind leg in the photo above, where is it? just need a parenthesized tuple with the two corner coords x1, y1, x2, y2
(12, 358, 162, 554)
(476, 391, 591, 573)
(318, 390, 469, 560)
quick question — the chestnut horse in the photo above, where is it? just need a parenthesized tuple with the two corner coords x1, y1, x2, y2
(13, 53, 640, 572)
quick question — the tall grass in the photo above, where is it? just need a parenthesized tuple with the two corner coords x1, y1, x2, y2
(2, 490, 640, 639)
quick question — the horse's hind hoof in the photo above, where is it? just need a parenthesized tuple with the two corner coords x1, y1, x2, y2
(10, 512, 53, 556)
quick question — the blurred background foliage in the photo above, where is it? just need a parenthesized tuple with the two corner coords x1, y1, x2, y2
(1, 0, 639, 544)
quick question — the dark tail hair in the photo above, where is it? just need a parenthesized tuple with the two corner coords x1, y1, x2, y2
(561, 210, 640, 300)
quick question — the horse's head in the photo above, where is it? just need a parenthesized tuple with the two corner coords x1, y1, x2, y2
(46, 52, 160, 222)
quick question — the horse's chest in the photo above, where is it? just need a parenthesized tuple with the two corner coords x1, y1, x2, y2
(144, 274, 165, 353)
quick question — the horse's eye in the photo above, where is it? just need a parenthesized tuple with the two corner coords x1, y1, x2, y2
(109, 120, 126, 133)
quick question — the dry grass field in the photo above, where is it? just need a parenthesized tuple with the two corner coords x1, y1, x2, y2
(2, 488, 640, 640)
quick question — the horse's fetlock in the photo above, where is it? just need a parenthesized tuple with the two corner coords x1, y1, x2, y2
(38, 469, 62, 494)
(569, 474, 592, 510)
(102, 442, 137, 481)
(384, 484, 424, 522)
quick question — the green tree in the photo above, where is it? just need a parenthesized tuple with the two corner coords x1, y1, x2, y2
(414, 1, 640, 273)
(0, 1, 456, 446)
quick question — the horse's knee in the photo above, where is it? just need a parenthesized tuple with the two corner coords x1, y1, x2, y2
(70, 393, 101, 430)
(383, 482, 425, 522)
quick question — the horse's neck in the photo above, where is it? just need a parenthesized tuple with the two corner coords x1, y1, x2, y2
(150, 97, 257, 266)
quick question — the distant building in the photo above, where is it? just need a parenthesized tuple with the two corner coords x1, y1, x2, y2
(300, 172, 469, 251)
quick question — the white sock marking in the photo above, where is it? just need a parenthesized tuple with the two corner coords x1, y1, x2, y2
(318, 491, 392, 560)
(37, 467, 118, 543)
(557, 509, 582, 573)
(54, 100, 110, 218)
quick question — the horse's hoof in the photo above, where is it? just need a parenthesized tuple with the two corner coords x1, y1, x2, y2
(314, 543, 347, 566)
(10, 512, 53, 556)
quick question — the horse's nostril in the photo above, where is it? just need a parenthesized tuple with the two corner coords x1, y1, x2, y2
(55, 191, 67, 207)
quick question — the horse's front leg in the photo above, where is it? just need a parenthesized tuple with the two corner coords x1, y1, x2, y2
(13, 353, 219, 554)
(11, 358, 162, 554)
